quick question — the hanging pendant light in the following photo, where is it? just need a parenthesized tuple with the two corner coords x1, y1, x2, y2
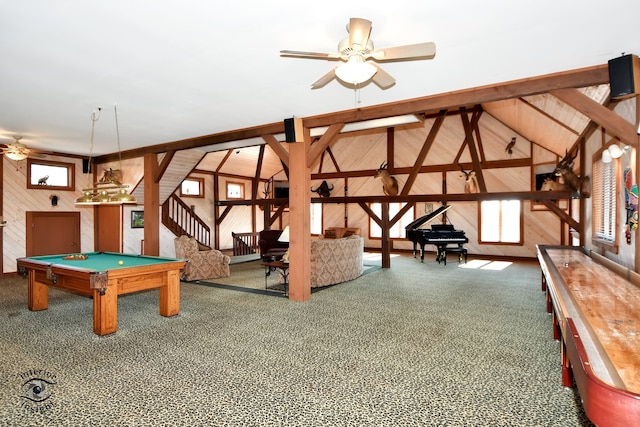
(75, 104, 137, 205)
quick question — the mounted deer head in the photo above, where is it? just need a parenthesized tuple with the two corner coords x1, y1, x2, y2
(554, 149, 591, 198)
(374, 161, 399, 196)
(540, 177, 568, 192)
(458, 163, 479, 194)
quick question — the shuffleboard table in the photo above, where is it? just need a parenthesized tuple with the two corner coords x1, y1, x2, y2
(537, 245, 640, 427)
(17, 252, 186, 336)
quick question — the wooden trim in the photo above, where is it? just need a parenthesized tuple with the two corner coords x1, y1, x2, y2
(179, 177, 205, 198)
(26, 158, 75, 191)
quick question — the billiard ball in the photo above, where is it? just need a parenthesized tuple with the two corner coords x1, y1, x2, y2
(118, 260, 124, 265)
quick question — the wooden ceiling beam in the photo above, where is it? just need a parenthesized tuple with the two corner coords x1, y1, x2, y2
(460, 107, 487, 192)
(518, 97, 580, 136)
(155, 150, 175, 183)
(312, 158, 532, 180)
(96, 64, 608, 164)
(216, 190, 573, 206)
(551, 88, 638, 148)
(307, 123, 343, 168)
(262, 133, 289, 168)
(303, 64, 609, 129)
(401, 110, 446, 196)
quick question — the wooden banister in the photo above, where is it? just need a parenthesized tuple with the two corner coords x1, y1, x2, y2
(162, 194, 211, 248)
(232, 232, 259, 256)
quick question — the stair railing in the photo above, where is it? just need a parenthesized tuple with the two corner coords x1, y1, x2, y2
(162, 194, 211, 248)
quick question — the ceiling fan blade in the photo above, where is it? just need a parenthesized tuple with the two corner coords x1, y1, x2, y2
(311, 68, 336, 89)
(369, 42, 436, 61)
(348, 18, 372, 51)
(280, 50, 340, 60)
(371, 64, 396, 89)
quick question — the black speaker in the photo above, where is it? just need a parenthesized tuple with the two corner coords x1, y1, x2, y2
(608, 54, 640, 99)
(82, 158, 91, 174)
(284, 117, 296, 142)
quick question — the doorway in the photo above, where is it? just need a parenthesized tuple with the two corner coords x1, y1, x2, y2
(26, 211, 81, 256)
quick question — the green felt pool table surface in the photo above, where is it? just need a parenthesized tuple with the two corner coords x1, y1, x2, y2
(22, 252, 181, 271)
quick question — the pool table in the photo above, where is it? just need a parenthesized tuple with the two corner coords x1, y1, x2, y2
(17, 252, 186, 336)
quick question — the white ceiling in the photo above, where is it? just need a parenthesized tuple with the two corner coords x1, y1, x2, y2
(1, 0, 639, 157)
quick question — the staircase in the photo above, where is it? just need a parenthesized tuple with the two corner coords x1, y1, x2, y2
(162, 194, 211, 248)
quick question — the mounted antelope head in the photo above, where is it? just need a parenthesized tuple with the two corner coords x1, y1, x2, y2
(458, 163, 479, 194)
(374, 161, 399, 196)
(263, 180, 271, 199)
(554, 149, 591, 198)
(258, 180, 272, 210)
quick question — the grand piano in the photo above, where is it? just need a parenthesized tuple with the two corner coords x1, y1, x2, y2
(405, 205, 468, 263)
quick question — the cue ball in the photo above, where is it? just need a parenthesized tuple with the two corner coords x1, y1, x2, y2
(118, 260, 124, 265)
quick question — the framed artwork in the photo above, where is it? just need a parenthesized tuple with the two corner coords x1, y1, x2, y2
(131, 210, 144, 228)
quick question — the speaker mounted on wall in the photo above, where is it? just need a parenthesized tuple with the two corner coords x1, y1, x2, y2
(284, 117, 303, 143)
(82, 158, 92, 174)
(608, 53, 640, 100)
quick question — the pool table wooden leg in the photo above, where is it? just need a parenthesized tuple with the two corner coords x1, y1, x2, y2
(93, 284, 118, 336)
(27, 270, 49, 311)
(159, 269, 180, 317)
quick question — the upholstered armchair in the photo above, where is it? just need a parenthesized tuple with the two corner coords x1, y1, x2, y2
(174, 235, 230, 281)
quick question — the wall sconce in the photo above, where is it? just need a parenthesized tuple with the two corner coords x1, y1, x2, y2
(50, 195, 59, 206)
(602, 143, 625, 163)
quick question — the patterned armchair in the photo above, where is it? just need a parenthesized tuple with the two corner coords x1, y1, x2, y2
(174, 235, 230, 281)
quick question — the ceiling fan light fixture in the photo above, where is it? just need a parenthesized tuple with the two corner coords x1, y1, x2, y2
(5, 151, 28, 161)
(335, 55, 377, 85)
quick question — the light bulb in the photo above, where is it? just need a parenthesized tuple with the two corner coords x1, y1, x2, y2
(335, 55, 377, 85)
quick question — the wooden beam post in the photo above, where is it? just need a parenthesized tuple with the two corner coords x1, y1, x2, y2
(143, 153, 160, 256)
(288, 125, 311, 302)
(381, 202, 391, 268)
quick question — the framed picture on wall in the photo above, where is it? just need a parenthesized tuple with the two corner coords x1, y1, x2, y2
(131, 210, 144, 228)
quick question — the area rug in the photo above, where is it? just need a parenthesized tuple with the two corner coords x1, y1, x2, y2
(194, 259, 380, 295)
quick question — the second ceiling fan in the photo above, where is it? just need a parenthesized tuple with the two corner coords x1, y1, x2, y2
(280, 17, 436, 89)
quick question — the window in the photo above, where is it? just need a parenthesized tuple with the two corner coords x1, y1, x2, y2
(592, 158, 617, 244)
(27, 159, 75, 190)
(479, 200, 522, 244)
(310, 203, 323, 235)
(226, 181, 244, 199)
(369, 202, 415, 239)
(180, 177, 204, 197)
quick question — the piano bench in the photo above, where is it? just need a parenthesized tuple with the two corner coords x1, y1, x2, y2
(444, 247, 467, 265)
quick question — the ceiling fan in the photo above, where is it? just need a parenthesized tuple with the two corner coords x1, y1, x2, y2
(280, 17, 436, 89)
(0, 136, 43, 161)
